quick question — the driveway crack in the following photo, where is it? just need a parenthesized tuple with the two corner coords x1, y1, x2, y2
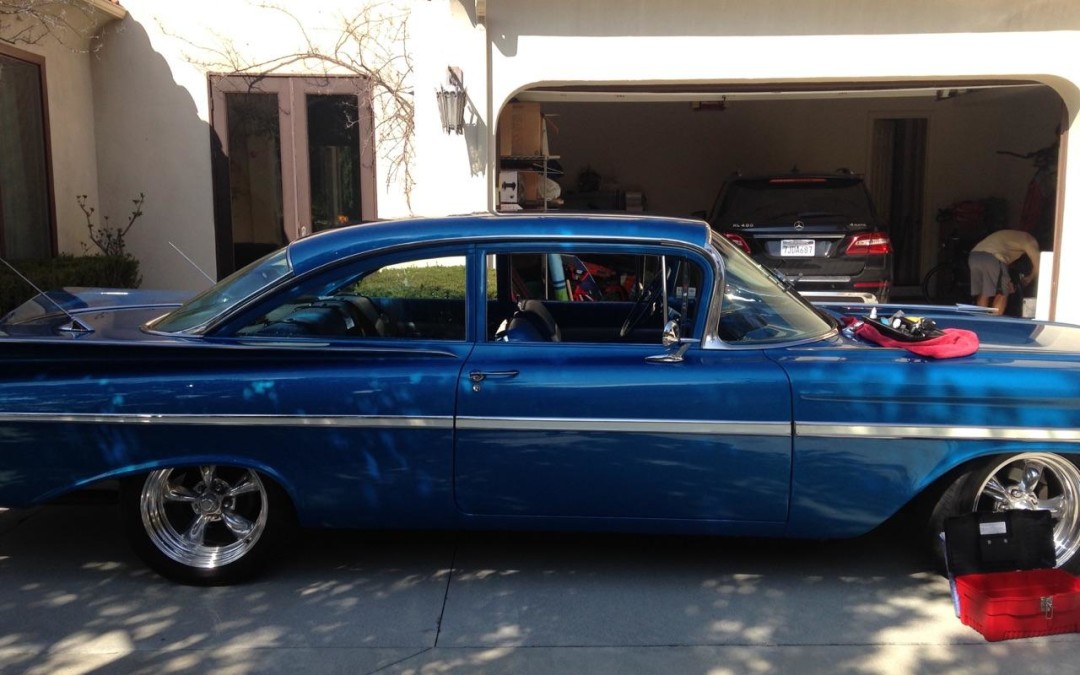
(433, 536, 459, 648)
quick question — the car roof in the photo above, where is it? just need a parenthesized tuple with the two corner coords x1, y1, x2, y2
(286, 213, 712, 275)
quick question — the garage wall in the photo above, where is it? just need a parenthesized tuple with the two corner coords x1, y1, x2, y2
(486, 0, 1080, 319)
(542, 87, 1062, 279)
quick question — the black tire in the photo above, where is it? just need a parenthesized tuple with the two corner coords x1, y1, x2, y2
(121, 465, 296, 585)
(921, 262, 971, 305)
(926, 452, 1080, 573)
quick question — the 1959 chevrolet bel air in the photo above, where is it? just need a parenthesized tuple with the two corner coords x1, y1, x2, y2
(1, 214, 1079, 585)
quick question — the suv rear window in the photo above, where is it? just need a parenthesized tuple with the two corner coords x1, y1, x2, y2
(710, 177, 877, 225)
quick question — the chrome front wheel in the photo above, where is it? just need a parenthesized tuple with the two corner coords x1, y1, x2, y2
(123, 465, 293, 585)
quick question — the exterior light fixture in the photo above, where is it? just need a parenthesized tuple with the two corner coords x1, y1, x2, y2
(437, 66, 467, 134)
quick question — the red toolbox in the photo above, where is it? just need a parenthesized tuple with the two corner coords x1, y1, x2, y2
(944, 510, 1080, 641)
(955, 569, 1080, 641)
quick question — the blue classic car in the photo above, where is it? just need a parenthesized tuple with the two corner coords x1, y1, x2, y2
(2, 214, 1079, 584)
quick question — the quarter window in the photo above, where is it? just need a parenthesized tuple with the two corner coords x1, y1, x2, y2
(487, 251, 704, 344)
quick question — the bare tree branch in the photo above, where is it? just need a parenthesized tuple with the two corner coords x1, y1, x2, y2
(0, 0, 112, 50)
(168, 2, 416, 207)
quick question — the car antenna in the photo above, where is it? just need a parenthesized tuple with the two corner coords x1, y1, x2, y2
(0, 257, 93, 333)
(168, 241, 215, 286)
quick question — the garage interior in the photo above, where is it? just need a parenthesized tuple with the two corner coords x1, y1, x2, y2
(497, 82, 1064, 302)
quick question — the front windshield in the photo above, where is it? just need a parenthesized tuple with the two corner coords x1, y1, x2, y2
(151, 248, 292, 333)
(710, 233, 834, 344)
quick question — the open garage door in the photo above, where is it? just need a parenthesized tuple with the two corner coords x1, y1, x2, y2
(497, 81, 1065, 312)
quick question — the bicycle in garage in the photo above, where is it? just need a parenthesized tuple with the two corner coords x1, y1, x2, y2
(922, 229, 1029, 314)
(922, 228, 973, 305)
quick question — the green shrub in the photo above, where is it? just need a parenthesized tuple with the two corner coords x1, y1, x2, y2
(0, 254, 141, 316)
(353, 265, 499, 299)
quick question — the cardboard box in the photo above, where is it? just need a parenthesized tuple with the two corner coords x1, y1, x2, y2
(520, 171, 541, 202)
(498, 103, 543, 157)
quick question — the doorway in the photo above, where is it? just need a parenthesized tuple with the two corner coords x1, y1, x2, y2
(869, 117, 928, 288)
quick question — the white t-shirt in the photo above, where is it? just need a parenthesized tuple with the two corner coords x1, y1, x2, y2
(971, 229, 1039, 265)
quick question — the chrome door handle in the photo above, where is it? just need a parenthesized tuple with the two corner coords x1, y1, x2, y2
(469, 369, 519, 391)
(469, 369, 519, 382)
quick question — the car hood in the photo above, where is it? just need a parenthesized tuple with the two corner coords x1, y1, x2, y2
(0, 288, 194, 340)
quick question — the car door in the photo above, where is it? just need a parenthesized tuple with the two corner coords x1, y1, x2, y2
(453, 244, 793, 523)
(200, 247, 474, 528)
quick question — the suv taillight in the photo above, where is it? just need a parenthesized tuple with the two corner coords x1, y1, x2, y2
(845, 232, 893, 256)
(722, 232, 752, 255)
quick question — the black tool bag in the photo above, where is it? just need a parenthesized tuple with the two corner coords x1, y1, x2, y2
(945, 510, 1056, 576)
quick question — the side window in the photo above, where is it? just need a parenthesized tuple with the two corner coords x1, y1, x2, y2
(487, 251, 704, 344)
(233, 255, 467, 340)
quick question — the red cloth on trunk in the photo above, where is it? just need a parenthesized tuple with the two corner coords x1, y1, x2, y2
(845, 318, 979, 358)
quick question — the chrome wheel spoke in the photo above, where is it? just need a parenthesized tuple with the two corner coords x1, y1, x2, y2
(982, 477, 1010, 504)
(199, 465, 216, 488)
(227, 475, 260, 498)
(181, 514, 212, 547)
(1039, 494, 1067, 518)
(222, 510, 256, 539)
(164, 483, 197, 503)
(1019, 462, 1045, 493)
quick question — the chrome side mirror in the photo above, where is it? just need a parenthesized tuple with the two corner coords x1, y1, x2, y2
(649, 320, 692, 363)
(661, 320, 681, 347)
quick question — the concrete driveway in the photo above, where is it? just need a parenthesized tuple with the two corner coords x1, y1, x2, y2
(1, 503, 1077, 674)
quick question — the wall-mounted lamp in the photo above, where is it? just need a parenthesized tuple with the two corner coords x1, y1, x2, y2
(437, 66, 467, 134)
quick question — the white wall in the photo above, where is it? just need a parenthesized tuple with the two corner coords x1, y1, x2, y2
(87, 0, 490, 288)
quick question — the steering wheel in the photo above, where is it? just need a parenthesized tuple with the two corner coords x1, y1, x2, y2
(619, 275, 664, 337)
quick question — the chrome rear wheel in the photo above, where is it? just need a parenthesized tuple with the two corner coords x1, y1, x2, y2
(969, 453, 1080, 568)
(123, 465, 293, 585)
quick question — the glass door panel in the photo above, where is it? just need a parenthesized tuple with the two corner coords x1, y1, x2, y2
(0, 53, 51, 258)
(307, 94, 361, 232)
(225, 93, 286, 269)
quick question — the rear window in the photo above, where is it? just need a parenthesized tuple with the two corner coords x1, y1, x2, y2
(711, 178, 877, 225)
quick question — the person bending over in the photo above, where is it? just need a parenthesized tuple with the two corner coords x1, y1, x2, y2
(967, 229, 1039, 315)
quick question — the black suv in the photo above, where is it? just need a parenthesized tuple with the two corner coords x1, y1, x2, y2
(705, 172, 893, 303)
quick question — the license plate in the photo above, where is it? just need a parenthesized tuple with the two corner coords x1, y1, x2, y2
(780, 239, 815, 257)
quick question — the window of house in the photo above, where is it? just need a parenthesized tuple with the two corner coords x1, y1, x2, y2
(209, 76, 376, 276)
(0, 49, 52, 259)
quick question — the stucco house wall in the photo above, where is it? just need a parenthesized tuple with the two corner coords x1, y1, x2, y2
(9, 0, 1080, 320)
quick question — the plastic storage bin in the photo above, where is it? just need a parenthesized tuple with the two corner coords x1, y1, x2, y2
(956, 568, 1080, 641)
